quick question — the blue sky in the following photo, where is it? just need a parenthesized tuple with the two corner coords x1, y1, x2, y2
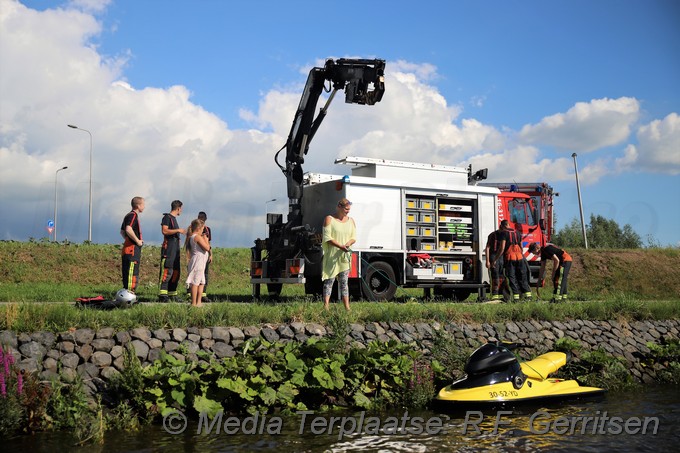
(1, 0, 679, 247)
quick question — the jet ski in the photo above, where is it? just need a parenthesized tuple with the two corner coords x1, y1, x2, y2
(435, 341, 606, 408)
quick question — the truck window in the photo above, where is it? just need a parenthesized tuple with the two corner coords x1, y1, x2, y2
(510, 199, 536, 227)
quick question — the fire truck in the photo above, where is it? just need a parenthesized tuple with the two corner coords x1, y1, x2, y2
(250, 58, 555, 301)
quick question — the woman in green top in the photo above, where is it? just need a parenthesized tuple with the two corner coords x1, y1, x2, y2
(322, 198, 357, 311)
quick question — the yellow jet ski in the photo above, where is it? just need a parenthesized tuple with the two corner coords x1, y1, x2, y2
(436, 341, 605, 408)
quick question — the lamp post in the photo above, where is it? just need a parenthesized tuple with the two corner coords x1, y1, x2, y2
(571, 153, 588, 249)
(67, 124, 93, 242)
(54, 166, 68, 242)
(265, 198, 277, 237)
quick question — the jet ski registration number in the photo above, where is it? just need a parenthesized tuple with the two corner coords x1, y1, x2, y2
(489, 390, 519, 398)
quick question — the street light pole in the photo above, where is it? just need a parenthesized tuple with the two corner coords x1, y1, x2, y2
(54, 166, 68, 242)
(572, 153, 588, 249)
(67, 124, 93, 242)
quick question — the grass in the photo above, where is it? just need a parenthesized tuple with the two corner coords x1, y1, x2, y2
(0, 240, 679, 332)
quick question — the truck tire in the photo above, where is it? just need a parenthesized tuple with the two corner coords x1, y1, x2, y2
(267, 283, 282, 298)
(362, 261, 397, 301)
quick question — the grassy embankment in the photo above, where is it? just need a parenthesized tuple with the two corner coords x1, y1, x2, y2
(0, 241, 678, 332)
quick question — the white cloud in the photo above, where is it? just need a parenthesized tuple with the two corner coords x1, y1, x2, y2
(0, 1, 677, 246)
(518, 97, 640, 152)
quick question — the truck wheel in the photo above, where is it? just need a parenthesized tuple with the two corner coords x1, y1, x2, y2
(267, 283, 282, 298)
(362, 261, 397, 301)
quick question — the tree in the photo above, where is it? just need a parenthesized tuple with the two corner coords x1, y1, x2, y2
(553, 214, 642, 248)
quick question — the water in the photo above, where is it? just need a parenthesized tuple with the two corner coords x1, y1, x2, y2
(5, 385, 679, 452)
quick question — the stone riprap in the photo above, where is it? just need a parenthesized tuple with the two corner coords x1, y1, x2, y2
(1, 319, 678, 391)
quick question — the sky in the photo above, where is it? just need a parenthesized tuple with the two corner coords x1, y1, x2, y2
(1, 0, 679, 248)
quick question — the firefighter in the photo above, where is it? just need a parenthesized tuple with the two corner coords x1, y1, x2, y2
(494, 220, 532, 302)
(158, 200, 186, 302)
(530, 242, 572, 302)
(484, 224, 505, 301)
(120, 196, 144, 293)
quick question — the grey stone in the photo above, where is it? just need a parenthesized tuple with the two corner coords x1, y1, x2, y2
(95, 327, 116, 339)
(147, 338, 163, 349)
(19, 341, 46, 359)
(147, 348, 163, 362)
(350, 323, 365, 333)
(277, 325, 294, 339)
(290, 322, 305, 333)
(153, 329, 171, 341)
(363, 331, 376, 340)
(305, 323, 326, 336)
(187, 327, 200, 336)
(402, 323, 416, 335)
(388, 321, 403, 332)
(201, 339, 215, 350)
(130, 339, 149, 361)
(60, 352, 80, 369)
(172, 328, 187, 342)
(60, 368, 78, 383)
(74, 328, 95, 345)
(181, 341, 200, 354)
(40, 369, 60, 381)
(110, 345, 124, 358)
(350, 331, 364, 342)
(115, 331, 131, 345)
(43, 357, 58, 371)
(31, 332, 56, 348)
(261, 327, 279, 342)
(130, 328, 152, 342)
(19, 357, 39, 373)
(366, 323, 386, 336)
(199, 328, 212, 339)
(212, 327, 231, 342)
(187, 334, 201, 343)
(91, 351, 113, 367)
(0, 330, 18, 349)
(228, 327, 245, 342)
(77, 344, 94, 362)
(164, 341, 180, 352)
(100, 366, 120, 380)
(506, 322, 520, 334)
(91, 339, 115, 352)
(243, 326, 261, 338)
(113, 356, 126, 371)
(77, 362, 100, 379)
(294, 333, 309, 342)
(212, 342, 235, 358)
(47, 349, 60, 360)
(377, 334, 391, 343)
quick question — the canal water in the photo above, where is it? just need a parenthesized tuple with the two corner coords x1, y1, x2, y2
(5, 385, 679, 452)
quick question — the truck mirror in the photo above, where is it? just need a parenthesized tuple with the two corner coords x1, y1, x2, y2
(539, 218, 546, 230)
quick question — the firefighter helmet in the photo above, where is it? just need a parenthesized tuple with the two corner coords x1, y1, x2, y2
(115, 288, 138, 305)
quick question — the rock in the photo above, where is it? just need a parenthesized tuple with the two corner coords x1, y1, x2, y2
(305, 323, 326, 336)
(110, 345, 124, 358)
(261, 327, 279, 343)
(201, 339, 215, 350)
(212, 327, 231, 342)
(19, 341, 46, 359)
(366, 323, 386, 336)
(31, 332, 56, 348)
(172, 328, 187, 342)
(212, 342, 235, 358)
(91, 339, 115, 352)
(76, 344, 94, 362)
(228, 327, 245, 342)
(73, 328, 95, 345)
(187, 334, 201, 343)
(153, 329, 171, 341)
(77, 362, 100, 379)
(198, 328, 212, 339)
(115, 331, 131, 345)
(95, 327, 116, 339)
(147, 338, 163, 350)
(130, 339, 149, 361)
(147, 348, 162, 362)
(277, 325, 294, 339)
(91, 351, 113, 367)
(100, 366, 120, 380)
(164, 341, 180, 352)
(60, 352, 80, 369)
(0, 331, 18, 349)
(130, 328, 151, 342)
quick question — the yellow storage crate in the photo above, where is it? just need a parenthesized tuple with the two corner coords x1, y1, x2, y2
(406, 224, 419, 236)
(406, 198, 418, 209)
(406, 210, 418, 222)
(433, 263, 447, 274)
(421, 240, 436, 251)
(421, 227, 435, 237)
(420, 199, 435, 210)
(420, 212, 435, 223)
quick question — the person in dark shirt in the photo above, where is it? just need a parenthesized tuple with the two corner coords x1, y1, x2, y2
(485, 225, 505, 301)
(158, 200, 186, 302)
(494, 220, 532, 302)
(120, 197, 144, 293)
(530, 242, 573, 302)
